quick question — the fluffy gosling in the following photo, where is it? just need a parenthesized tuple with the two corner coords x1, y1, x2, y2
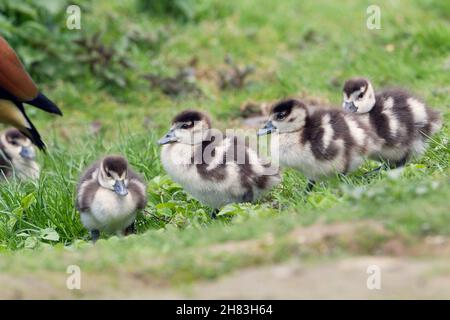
(76, 155, 147, 241)
(258, 99, 381, 189)
(159, 110, 280, 213)
(0, 128, 39, 180)
(343, 77, 442, 168)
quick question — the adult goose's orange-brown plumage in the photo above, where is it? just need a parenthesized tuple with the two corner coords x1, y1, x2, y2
(0, 36, 62, 150)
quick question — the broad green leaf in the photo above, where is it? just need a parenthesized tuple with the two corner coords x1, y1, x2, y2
(21, 193, 36, 210)
(40, 228, 60, 242)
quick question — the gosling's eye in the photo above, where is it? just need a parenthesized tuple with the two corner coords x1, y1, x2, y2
(106, 171, 112, 178)
(10, 141, 18, 146)
(276, 112, 286, 121)
(358, 92, 364, 99)
(180, 123, 190, 129)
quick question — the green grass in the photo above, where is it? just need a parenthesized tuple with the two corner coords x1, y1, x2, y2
(0, 0, 449, 283)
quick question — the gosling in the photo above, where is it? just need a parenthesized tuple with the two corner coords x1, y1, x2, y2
(258, 99, 381, 189)
(76, 155, 147, 241)
(0, 128, 39, 180)
(159, 110, 280, 213)
(342, 77, 442, 168)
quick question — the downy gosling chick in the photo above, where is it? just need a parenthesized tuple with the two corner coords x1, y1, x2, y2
(159, 110, 281, 212)
(343, 78, 442, 168)
(258, 99, 381, 189)
(76, 155, 147, 241)
(0, 128, 39, 180)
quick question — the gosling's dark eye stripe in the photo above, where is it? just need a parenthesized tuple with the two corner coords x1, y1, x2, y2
(180, 122, 194, 128)
(276, 112, 287, 119)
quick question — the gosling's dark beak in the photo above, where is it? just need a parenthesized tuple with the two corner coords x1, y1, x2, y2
(344, 101, 358, 113)
(158, 129, 178, 145)
(114, 180, 128, 196)
(19, 146, 35, 159)
(257, 121, 277, 136)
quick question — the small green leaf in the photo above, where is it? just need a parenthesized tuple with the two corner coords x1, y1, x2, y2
(21, 192, 36, 210)
(156, 202, 176, 210)
(16, 232, 29, 237)
(7, 216, 17, 230)
(24, 236, 38, 249)
(218, 204, 240, 216)
(40, 228, 60, 242)
(12, 207, 23, 218)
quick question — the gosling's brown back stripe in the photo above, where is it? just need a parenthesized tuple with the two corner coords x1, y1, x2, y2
(369, 95, 394, 145)
(77, 182, 99, 212)
(76, 163, 100, 211)
(302, 110, 339, 161)
(195, 136, 227, 181)
(331, 112, 355, 173)
(128, 180, 147, 210)
(371, 90, 416, 147)
(421, 108, 442, 137)
(0, 135, 15, 178)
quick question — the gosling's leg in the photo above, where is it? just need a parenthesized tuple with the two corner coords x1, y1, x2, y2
(242, 190, 253, 203)
(90, 229, 100, 243)
(367, 154, 409, 175)
(210, 208, 219, 219)
(392, 155, 409, 168)
(306, 180, 316, 192)
(123, 221, 136, 236)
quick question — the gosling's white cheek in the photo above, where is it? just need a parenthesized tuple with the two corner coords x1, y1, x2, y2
(176, 131, 191, 144)
(357, 101, 372, 113)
